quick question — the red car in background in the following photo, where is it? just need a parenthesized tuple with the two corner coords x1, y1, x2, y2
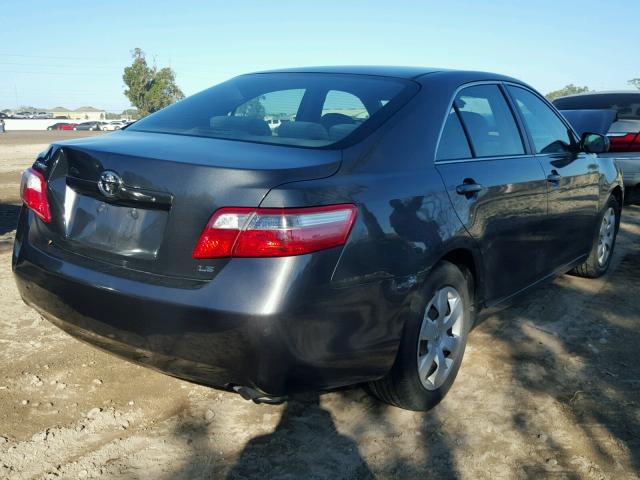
(47, 122, 76, 131)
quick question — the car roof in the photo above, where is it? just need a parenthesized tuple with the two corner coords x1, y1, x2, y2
(253, 65, 441, 79)
(250, 65, 521, 83)
(556, 90, 640, 100)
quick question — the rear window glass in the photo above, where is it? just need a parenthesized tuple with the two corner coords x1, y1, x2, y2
(553, 93, 640, 120)
(129, 73, 416, 148)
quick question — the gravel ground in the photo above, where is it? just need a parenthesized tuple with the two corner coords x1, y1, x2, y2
(0, 131, 103, 205)
(0, 133, 639, 479)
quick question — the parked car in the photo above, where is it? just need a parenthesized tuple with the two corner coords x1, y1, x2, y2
(47, 122, 76, 131)
(73, 121, 102, 131)
(34, 112, 52, 119)
(13, 67, 622, 411)
(0, 112, 9, 119)
(554, 91, 640, 204)
(13, 112, 31, 119)
(100, 121, 126, 131)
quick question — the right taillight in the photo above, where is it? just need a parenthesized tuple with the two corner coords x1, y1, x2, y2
(607, 132, 640, 152)
(20, 167, 51, 223)
(193, 204, 357, 259)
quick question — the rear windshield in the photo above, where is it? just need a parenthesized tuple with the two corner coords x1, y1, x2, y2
(553, 93, 640, 120)
(128, 73, 416, 148)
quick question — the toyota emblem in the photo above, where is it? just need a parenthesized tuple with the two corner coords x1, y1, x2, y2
(98, 170, 123, 198)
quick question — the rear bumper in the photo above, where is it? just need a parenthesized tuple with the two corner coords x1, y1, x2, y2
(598, 154, 640, 203)
(12, 212, 407, 395)
(609, 156, 640, 187)
(617, 159, 640, 203)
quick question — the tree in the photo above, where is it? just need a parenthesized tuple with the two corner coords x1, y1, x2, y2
(121, 108, 140, 119)
(628, 79, 640, 90)
(545, 84, 590, 101)
(122, 48, 184, 117)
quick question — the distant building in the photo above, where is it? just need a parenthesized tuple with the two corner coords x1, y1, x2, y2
(47, 107, 72, 119)
(47, 106, 106, 121)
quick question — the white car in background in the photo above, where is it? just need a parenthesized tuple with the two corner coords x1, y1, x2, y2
(100, 121, 127, 131)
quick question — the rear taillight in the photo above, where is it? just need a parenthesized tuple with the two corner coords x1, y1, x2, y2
(20, 167, 51, 223)
(193, 204, 357, 258)
(607, 132, 640, 152)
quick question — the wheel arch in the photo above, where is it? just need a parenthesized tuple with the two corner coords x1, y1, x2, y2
(610, 185, 623, 209)
(438, 246, 484, 311)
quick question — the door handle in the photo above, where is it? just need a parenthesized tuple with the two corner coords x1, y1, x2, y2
(547, 173, 562, 184)
(456, 182, 484, 196)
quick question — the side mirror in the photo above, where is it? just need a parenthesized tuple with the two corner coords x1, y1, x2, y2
(581, 132, 609, 154)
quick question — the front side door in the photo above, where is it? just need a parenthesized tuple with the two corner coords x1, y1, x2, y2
(435, 84, 549, 304)
(506, 85, 600, 267)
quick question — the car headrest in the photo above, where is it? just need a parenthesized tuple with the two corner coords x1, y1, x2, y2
(277, 121, 328, 140)
(209, 116, 272, 136)
(321, 113, 356, 131)
(328, 123, 358, 141)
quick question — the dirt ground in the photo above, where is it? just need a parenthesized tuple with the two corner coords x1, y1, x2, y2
(0, 132, 638, 479)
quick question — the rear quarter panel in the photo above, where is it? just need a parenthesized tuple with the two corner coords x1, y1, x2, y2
(261, 80, 478, 290)
(598, 155, 625, 207)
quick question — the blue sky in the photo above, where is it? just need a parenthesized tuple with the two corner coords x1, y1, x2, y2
(1, 0, 639, 112)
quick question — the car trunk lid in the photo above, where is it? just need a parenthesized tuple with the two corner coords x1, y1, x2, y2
(559, 109, 640, 152)
(37, 131, 341, 279)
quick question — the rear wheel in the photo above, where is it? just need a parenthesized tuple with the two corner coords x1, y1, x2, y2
(369, 261, 472, 411)
(571, 195, 620, 278)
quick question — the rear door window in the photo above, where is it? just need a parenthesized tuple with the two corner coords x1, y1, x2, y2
(322, 90, 369, 120)
(454, 85, 525, 157)
(436, 108, 472, 161)
(509, 86, 574, 154)
(233, 89, 305, 134)
(234, 89, 304, 119)
(320, 91, 371, 139)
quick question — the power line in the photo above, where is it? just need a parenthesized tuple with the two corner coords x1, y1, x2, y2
(0, 52, 241, 73)
(0, 52, 124, 64)
(0, 70, 121, 77)
(0, 61, 121, 70)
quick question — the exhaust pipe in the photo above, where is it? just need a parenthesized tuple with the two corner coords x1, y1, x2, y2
(232, 385, 287, 405)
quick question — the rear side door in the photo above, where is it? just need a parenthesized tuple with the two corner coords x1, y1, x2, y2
(506, 85, 600, 266)
(435, 83, 549, 304)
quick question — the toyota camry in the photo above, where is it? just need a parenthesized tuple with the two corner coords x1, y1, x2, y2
(13, 67, 622, 411)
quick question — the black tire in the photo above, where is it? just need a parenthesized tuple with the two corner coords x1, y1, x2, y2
(47, 127, 52, 131)
(570, 195, 620, 278)
(368, 261, 473, 411)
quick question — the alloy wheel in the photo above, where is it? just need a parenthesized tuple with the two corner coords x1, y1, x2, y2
(417, 286, 465, 390)
(597, 207, 616, 267)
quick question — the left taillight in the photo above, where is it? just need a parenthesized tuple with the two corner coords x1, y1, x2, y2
(607, 132, 640, 152)
(20, 167, 51, 223)
(193, 204, 358, 259)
